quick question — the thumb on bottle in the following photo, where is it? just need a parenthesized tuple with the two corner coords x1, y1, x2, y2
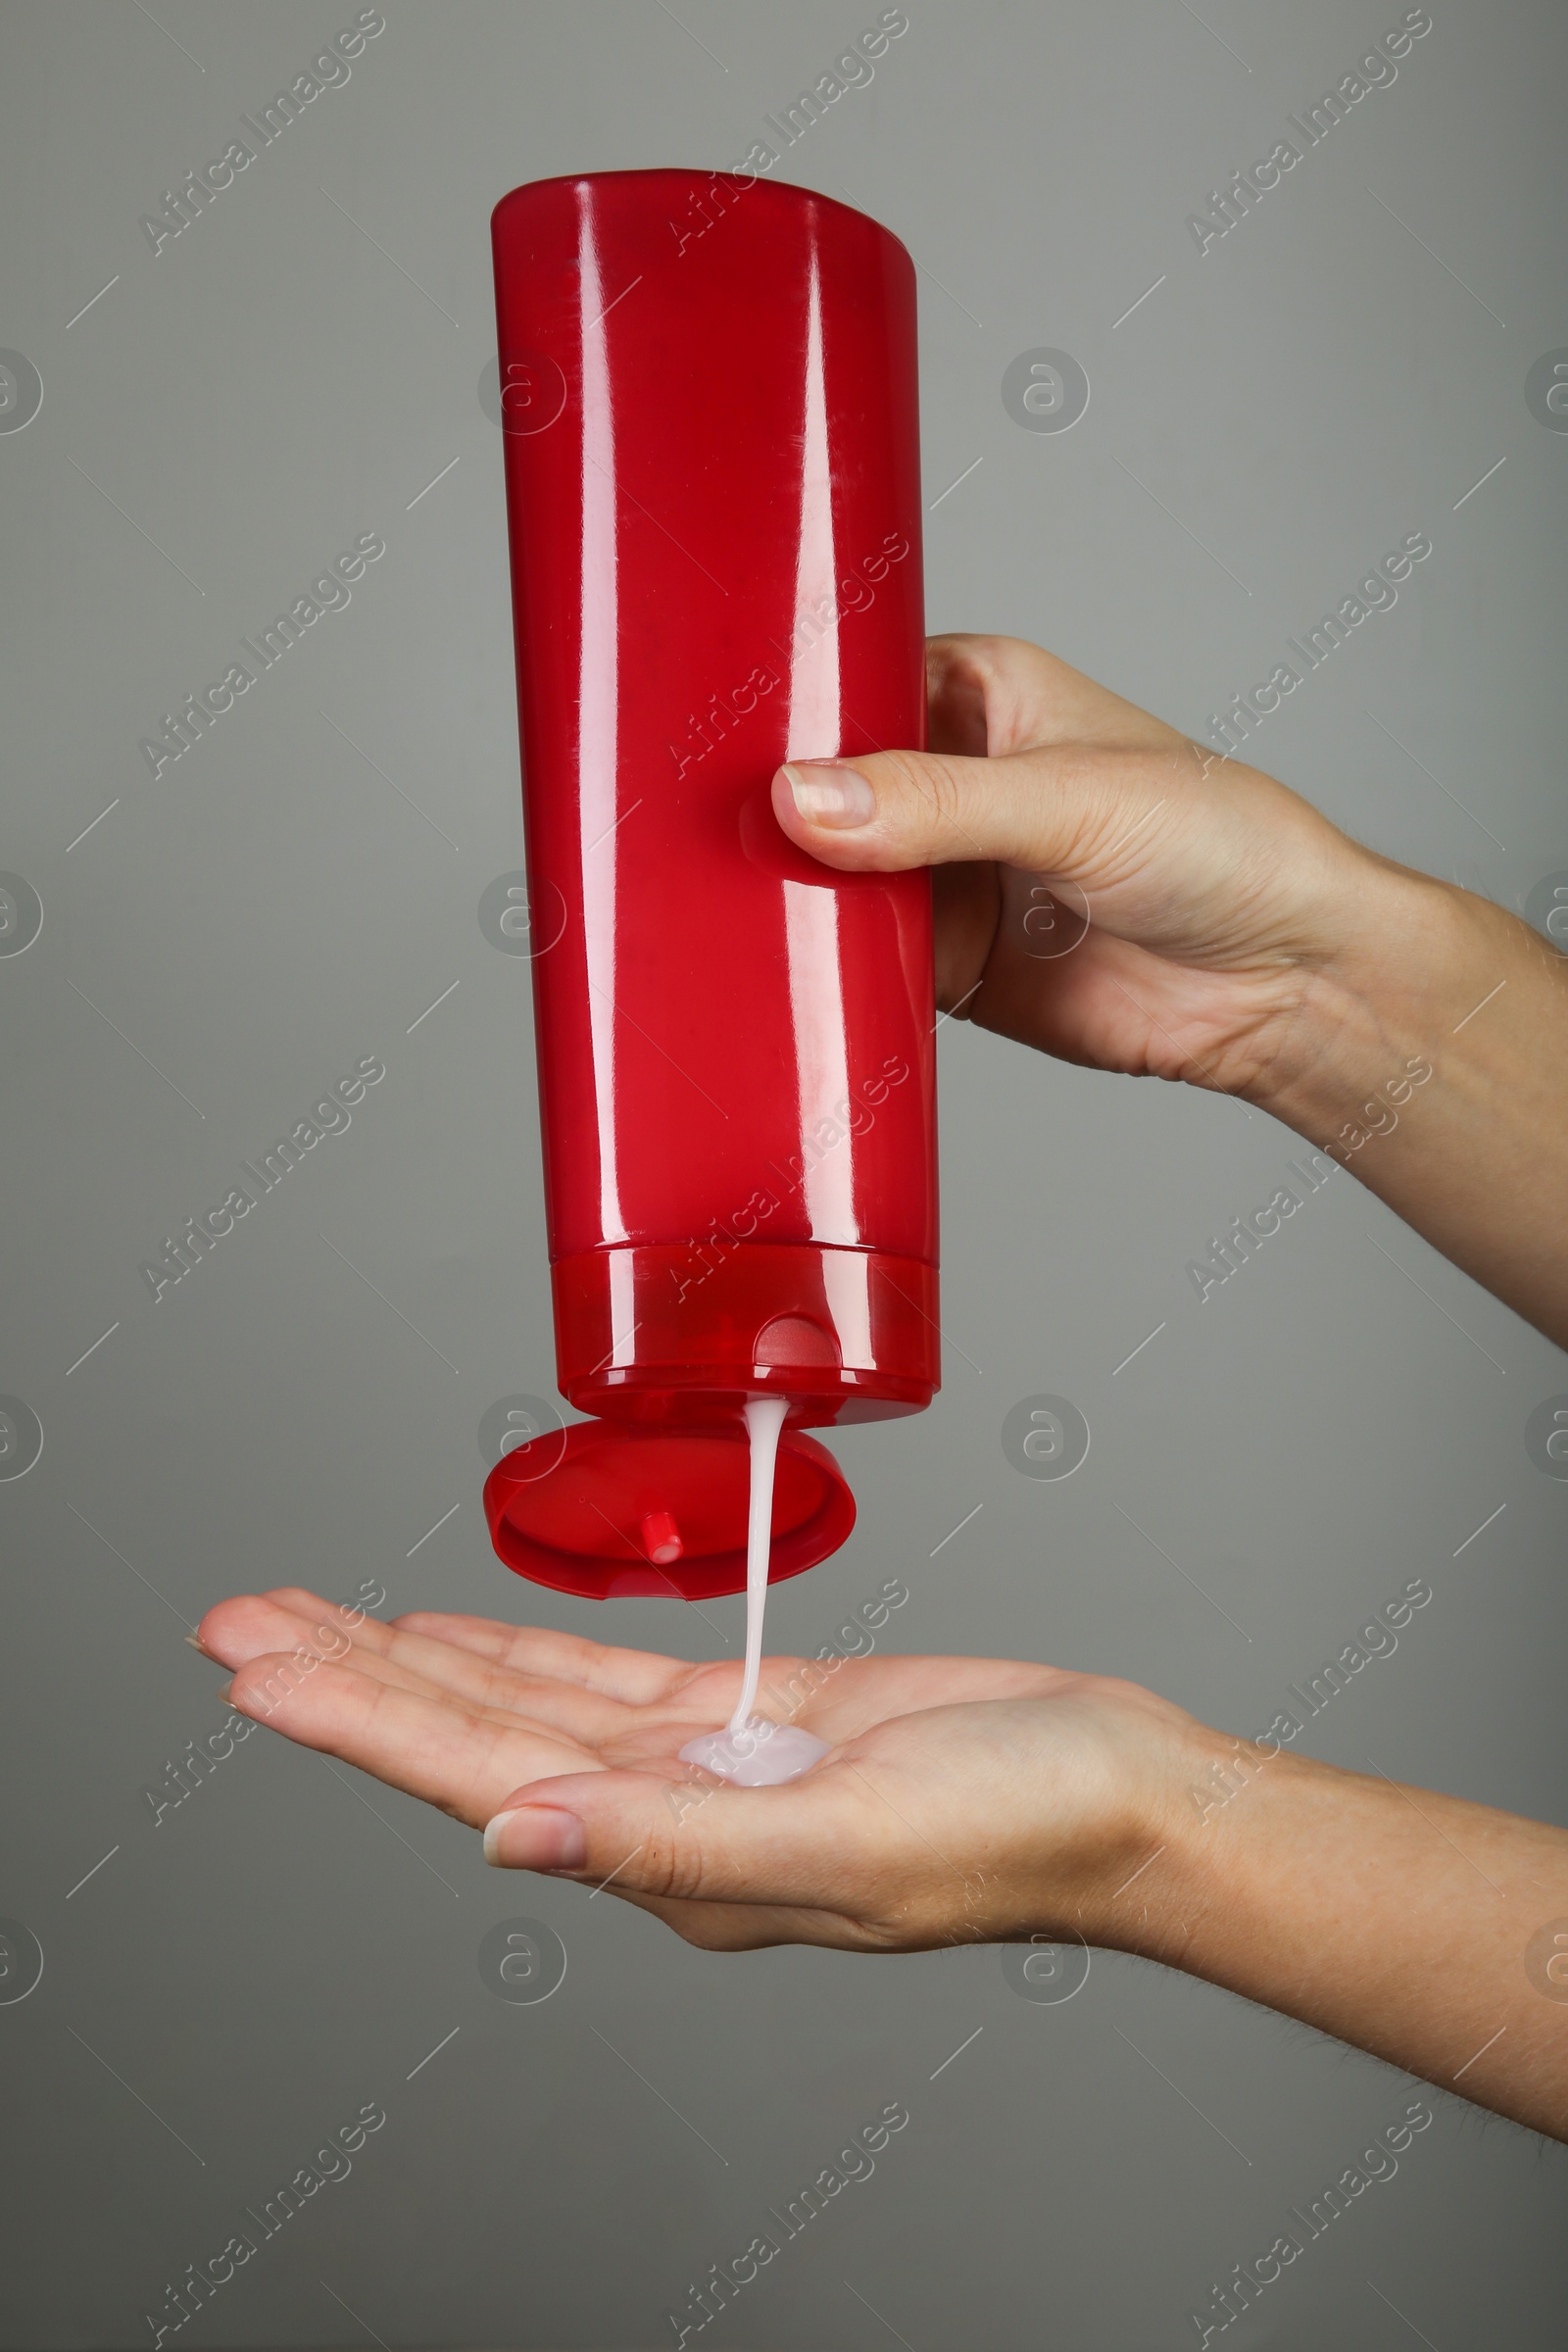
(770, 743, 1167, 884)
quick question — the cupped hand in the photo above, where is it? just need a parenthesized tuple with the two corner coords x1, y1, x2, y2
(196, 1587, 1197, 1953)
(771, 632, 1418, 1102)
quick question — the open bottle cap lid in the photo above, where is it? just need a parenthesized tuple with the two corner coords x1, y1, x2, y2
(482, 1420, 857, 1600)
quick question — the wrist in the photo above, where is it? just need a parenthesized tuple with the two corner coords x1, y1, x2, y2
(1054, 1705, 1239, 1954)
(1087, 1713, 1320, 1967)
(1246, 844, 1568, 1347)
(1093, 1714, 1568, 2138)
(1248, 854, 1503, 1142)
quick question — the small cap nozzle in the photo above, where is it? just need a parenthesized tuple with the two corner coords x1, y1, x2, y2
(640, 1509, 683, 1565)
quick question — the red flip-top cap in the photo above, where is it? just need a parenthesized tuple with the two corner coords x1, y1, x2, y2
(483, 1420, 856, 1600)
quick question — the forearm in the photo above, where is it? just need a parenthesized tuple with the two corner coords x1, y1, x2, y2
(1102, 1728, 1568, 2140)
(1257, 858, 1568, 1347)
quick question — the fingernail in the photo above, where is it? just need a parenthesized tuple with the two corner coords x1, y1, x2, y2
(783, 761, 876, 827)
(483, 1805, 587, 1871)
(217, 1680, 232, 1703)
(185, 1632, 211, 1655)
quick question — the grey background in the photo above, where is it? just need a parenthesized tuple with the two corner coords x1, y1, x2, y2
(1, 1, 1565, 2345)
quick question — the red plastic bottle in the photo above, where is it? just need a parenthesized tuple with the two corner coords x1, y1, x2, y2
(484, 168, 938, 1600)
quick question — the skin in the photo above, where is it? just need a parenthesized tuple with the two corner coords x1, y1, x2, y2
(198, 635, 1568, 2142)
(774, 633, 1568, 1346)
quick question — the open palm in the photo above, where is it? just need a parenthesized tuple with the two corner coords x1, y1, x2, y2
(197, 1586, 1188, 1952)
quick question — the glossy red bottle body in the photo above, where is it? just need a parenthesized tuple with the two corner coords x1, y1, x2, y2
(491, 168, 938, 1437)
